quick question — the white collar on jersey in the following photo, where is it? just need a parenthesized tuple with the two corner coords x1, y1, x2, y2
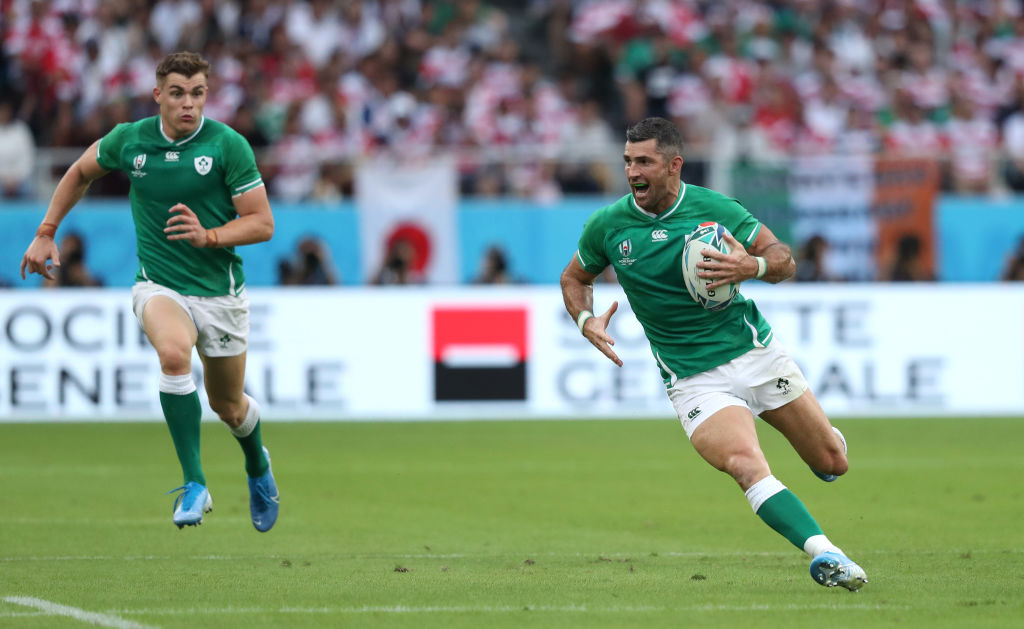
(630, 181, 687, 219)
(159, 116, 206, 145)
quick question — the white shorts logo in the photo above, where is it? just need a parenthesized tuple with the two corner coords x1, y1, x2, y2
(194, 155, 213, 175)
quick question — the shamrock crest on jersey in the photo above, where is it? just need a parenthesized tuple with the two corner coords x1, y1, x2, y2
(194, 155, 213, 175)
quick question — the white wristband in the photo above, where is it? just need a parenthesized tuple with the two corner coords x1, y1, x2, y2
(576, 310, 594, 334)
(754, 256, 767, 279)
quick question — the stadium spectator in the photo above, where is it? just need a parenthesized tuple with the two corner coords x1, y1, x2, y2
(794, 234, 835, 282)
(231, 102, 271, 149)
(372, 237, 424, 285)
(266, 104, 320, 201)
(883, 90, 947, 159)
(278, 236, 340, 285)
(149, 0, 202, 53)
(1002, 236, 1024, 281)
(472, 245, 520, 284)
(946, 94, 998, 194)
(557, 98, 618, 193)
(41, 231, 103, 288)
(0, 95, 36, 198)
(1000, 77, 1024, 191)
(882, 234, 935, 282)
(7, 0, 1024, 197)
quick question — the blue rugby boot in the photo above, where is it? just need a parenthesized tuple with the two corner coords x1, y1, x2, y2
(811, 426, 847, 482)
(248, 447, 279, 532)
(169, 482, 213, 528)
(810, 551, 868, 591)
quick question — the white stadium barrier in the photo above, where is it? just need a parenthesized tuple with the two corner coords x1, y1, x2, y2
(1, 284, 1022, 421)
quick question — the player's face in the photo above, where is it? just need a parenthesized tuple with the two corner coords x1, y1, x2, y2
(154, 73, 208, 139)
(623, 139, 681, 213)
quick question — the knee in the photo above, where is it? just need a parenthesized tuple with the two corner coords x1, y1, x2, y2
(823, 447, 849, 476)
(807, 437, 849, 477)
(156, 345, 193, 374)
(209, 396, 246, 426)
(722, 450, 770, 488)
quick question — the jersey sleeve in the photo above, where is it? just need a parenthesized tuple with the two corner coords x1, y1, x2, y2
(222, 130, 264, 197)
(575, 210, 610, 274)
(720, 198, 762, 249)
(95, 123, 130, 171)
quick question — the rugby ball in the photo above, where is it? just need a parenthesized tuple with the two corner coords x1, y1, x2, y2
(682, 221, 738, 311)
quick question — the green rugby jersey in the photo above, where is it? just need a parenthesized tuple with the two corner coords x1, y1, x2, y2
(576, 183, 775, 385)
(96, 115, 264, 296)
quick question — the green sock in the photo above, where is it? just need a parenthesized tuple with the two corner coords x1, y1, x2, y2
(159, 391, 205, 486)
(755, 489, 824, 550)
(232, 396, 269, 478)
(235, 419, 269, 478)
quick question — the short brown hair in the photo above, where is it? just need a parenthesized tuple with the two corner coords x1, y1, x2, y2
(626, 117, 684, 159)
(155, 52, 211, 83)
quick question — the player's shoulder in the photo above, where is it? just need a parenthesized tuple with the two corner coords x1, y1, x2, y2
(199, 117, 244, 141)
(106, 116, 157, 140)
(684, 183, 740, 206)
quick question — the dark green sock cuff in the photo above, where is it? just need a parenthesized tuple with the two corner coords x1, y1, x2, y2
(755, 489, 824, 550)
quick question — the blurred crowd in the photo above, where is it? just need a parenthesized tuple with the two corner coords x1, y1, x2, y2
(8, 0, 1024, 202)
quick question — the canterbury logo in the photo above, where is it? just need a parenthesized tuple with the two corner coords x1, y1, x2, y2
(687, 407, 701, 419)
(652, 229, 668, 241)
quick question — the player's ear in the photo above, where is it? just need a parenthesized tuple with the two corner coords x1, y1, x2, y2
(152, 86, 161, 103)
(671, 155, 683, 175)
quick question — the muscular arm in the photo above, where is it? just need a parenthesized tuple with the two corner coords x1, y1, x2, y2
(699, 223, 795, 289)
(746, 224, 795, 284)
(560, 255, 599, 322)
(20, 142, 109, 279)
(560, 256, 622, 367)
(222, 184, 275, 246)
(165, 184, 275, 248)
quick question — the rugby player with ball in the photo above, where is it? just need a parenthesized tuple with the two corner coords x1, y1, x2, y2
(560, 117, 867, 591)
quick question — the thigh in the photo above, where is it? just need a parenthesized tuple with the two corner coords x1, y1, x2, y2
(668, 359, 750, 438)
(759, 388, 835, 456)
(200, 352, 248, 408)
(139, 295, 198, 372)
(689, 405, 771, 490)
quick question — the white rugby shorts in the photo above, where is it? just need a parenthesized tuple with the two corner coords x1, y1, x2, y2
(132, 281, 249, 357)
(667, 341, 808, 438)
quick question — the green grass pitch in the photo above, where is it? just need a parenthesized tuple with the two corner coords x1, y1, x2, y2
(1, 416, 1022, 628)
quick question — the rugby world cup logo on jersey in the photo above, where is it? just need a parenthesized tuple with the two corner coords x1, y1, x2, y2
(194, 155, 213, 175)
(131, 154, 147, 178)
(617, 239, 636, 266)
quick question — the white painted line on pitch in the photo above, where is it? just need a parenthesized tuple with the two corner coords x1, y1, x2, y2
(4, 547, 1021, 562)
(100, 602, 905, 616)
(3, 596, 158, 629)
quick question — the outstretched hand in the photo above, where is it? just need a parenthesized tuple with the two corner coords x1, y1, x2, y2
(697, 231, 758, 290)
(20, 237, 61, 280)
(165, 203, 209, 248)
(581, 300, 623, 367)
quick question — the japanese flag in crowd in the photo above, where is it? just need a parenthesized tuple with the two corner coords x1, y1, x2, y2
(356, 156, 459, 284)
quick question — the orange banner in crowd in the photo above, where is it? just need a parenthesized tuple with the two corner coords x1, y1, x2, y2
(872, 159, 940, 281)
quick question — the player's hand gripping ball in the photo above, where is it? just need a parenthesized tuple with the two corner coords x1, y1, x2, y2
(682, 221, 739, 311)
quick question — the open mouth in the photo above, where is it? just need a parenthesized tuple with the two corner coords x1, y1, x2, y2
(632, 182, 649, 197)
